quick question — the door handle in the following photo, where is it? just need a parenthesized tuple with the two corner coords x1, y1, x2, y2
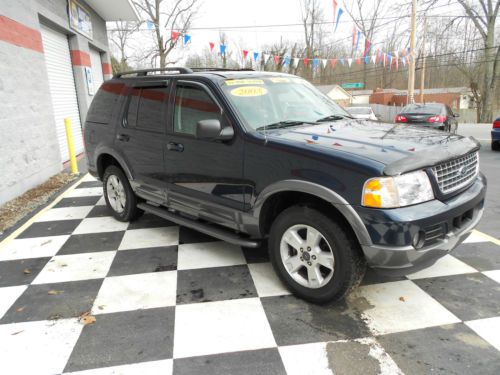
(117, 134, 130, 142)
(167, 142, 184, 152)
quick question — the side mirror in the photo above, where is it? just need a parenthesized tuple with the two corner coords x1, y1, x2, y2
(454, 113, 460, 118)
(196, 119, 234, 141)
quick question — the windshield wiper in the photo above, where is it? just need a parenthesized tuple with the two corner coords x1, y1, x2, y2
(256, 120, 316, 131)
(316, 114, 352, 122)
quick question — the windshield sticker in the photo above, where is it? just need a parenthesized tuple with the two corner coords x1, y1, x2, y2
(225, 79, 264, 86)
(269, 77, 290, 83)
(230, 86, 268, 97)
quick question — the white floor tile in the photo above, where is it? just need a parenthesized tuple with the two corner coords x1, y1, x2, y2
(177, 241, 246, 270)
(483, 270, 500, 284)
(81, 174, 98, 182)
(92, 271, 177, 314)
(32, 251, 116, 284)
(0, 319, 83, 375)
(279, 342, 331, 375)
(73, 217, 129, 235)
(174, 298, 276, 358)
(463, 231, 488, 243)
(35, 206, 93, 222)
(465, 317, 500, 351)
(65, 187, 103, 198)
(0, 235, 69, 261)
(64, 359, 173, 375)
(406, 255, 478, 280)
(248, 262, 290, 297)
(96, 197, 106, 206)
(0, 285, 27, 319)
(351, 280, 460, 335)
(119, 227, 179, 250)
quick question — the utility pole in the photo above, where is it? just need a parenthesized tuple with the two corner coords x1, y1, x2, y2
(419, 16, 427, 103)
(407, 0, 417, 104)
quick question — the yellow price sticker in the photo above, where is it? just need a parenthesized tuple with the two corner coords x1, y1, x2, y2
(225, 79, 264, 86)
(230, 86, 268, 97)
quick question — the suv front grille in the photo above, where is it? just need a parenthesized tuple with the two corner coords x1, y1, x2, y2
(432, 152, 479, 194)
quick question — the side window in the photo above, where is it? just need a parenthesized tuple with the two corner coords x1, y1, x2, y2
(136, 87, 167, 132)
(174, 84, 222, 136)
(126, 87, 140, 128)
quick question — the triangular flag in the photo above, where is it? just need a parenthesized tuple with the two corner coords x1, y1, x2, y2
(364, 55, 369, 64)
(355, 30, 361, 51)
(347, 58, 352, 67)
(339, 58, 345, 66)
(402, 57, 407, 66)
(220, 44, 226, 55)
(371, 55, 376, 64)
(364, 39, 371, 57)
(242, 50, 249, 59)
(330, 59, 337, 68)
(396, 57, 399, 70)
(147, 20, 154, 30)
(387, 53, 392, 70)
(322, 59, 327, 68)
(171, 31, 179, 41)
(253, 52, 259, 62)
(263, 53, 271, 64)
(183, 34, 191, 45)
(293, 57, 300, 68)
(312, 58, 319, 68)
(209, 42, 215, 51)
(332, 0, 338, 26)
(356, 58, 361, 65)
(283, 56, 290, 66)
(352, 24, 356, 47)
(334, 8, 344, 32)
(274, 55, 280, 65)
(303, 58, 309, 67)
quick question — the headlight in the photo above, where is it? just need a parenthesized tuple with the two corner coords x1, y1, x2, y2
(362, 171, 434, 208)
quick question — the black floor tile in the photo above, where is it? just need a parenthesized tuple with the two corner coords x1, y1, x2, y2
(361, 268, 405, 286)
(16, 220, 82, 239)
(127, 213, 176, 230)
(378, 323, 500, 375)
(176, 265, 257, 304)
(242, 243, 269, 264)
(261, 294, 370, 346)
(64, 307, 175, 372)
(0, 257, 51, 287)
(453, 242, 500, 271)
(53, 196, 102, 208)
(107, 246, 178, 276)
(77, 181, 103, 188)
(173, 348, 287, 375)
(57, 232, 125, 255)
(0, 279, 103, 324)
(178, 226, 218, 244)
(414, 273, 500, 321)
(85, 205, 113, 218)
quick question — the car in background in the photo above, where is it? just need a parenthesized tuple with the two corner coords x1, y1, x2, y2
(345, 106, 379, 121)
(395, 103, 459, 133)
(492, 117, 500, 151)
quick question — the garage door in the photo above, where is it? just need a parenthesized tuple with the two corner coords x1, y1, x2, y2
(89, 47, 104, 93)
(40, 25, 83, 163)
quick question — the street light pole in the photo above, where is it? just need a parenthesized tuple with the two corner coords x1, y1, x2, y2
(408, 0, 417, 104)
(419, 16, 427, 103)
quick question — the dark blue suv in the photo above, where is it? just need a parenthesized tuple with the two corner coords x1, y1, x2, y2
(84, 68, 486, 303)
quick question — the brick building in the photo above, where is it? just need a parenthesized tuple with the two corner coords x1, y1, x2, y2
(0, 0, 139, 205)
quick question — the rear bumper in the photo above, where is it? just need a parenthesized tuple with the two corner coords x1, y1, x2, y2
(355, 173, 486, 275)
(492, 129, 500, 142)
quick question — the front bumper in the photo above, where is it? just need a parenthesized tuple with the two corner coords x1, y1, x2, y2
(355, 173, 486, 275)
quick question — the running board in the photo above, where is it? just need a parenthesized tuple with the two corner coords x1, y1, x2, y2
(137, 203, 260, 248)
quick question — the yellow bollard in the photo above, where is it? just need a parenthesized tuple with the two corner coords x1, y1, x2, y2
(64, 118, 79, 174)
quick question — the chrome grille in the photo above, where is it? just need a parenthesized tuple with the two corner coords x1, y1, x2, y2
(432, 152, 479, 194)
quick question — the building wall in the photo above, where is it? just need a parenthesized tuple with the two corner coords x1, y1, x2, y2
(0, 0, 111, 205)
(370, 91, 462, 109)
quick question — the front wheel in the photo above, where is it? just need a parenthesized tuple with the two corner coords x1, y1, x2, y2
(268, 206, 366, 304)
(103, 165, 143, 222)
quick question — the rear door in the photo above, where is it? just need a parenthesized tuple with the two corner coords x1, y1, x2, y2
(163, 79, 246, 229)
(117, 81, 169, 202)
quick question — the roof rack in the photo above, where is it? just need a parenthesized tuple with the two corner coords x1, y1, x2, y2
(113, 67, 193, 78)
(113, 67, 255, 78)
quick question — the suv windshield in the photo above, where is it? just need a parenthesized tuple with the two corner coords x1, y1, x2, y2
(402, 104, 443, 114)
(220, 76, 350, 131)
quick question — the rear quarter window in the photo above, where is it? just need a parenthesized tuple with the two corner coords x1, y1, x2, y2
(86, 82, 125, 124)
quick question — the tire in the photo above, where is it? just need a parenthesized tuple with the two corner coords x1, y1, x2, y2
(268, 206, 366, 304)
(103, 165, 143, 222)
(492, 141, 500, 151)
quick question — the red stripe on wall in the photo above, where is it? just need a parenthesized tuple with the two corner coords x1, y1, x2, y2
(102, 62, 112, 75)
(70, 50, 91, 67)
(0, 15, 43, 53)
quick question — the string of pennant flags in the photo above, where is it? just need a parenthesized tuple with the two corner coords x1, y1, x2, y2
(160, 0, 412, 72)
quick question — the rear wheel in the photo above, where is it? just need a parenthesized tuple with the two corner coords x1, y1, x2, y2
(103, 165, 143, 222)
(268, 206, 366, 304)
(492, 141, 500, 151)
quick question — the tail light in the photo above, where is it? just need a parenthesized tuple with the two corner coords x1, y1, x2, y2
(395, 115, 408, 123)
(428, 115, 447, 123)
(493, 120, 500, 129)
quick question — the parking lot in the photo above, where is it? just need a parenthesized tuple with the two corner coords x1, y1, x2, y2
(0, 134, 499, 374)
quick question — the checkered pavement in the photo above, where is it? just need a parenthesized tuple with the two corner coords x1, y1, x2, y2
(0, 174, 499, 375)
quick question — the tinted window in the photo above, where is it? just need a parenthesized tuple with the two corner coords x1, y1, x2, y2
(136, 87, 167, 132)
(86, 82, 124, 124)
(402, 104, 444, 114)
(174, 84, 222, 135)
(126, 87, 140, 128)
(346, 107, 372, 115)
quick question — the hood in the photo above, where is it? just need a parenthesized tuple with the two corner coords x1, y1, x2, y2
(266, 120, 480, 176)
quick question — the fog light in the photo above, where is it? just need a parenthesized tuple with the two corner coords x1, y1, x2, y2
(412, 230, 426, 249)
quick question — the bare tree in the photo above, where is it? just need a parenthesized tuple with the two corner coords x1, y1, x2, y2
(300, 0, 325, 81)
(109, 21, 140, 73)
(455, 0, 500, 122)
(133, 0, 198, 68)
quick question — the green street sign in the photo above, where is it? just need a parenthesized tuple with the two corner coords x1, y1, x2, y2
(341, 82, 364, 89)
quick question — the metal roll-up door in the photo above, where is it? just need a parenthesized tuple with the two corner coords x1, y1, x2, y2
(40, 25, 83, 163)
(89, 47, 104, 93)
